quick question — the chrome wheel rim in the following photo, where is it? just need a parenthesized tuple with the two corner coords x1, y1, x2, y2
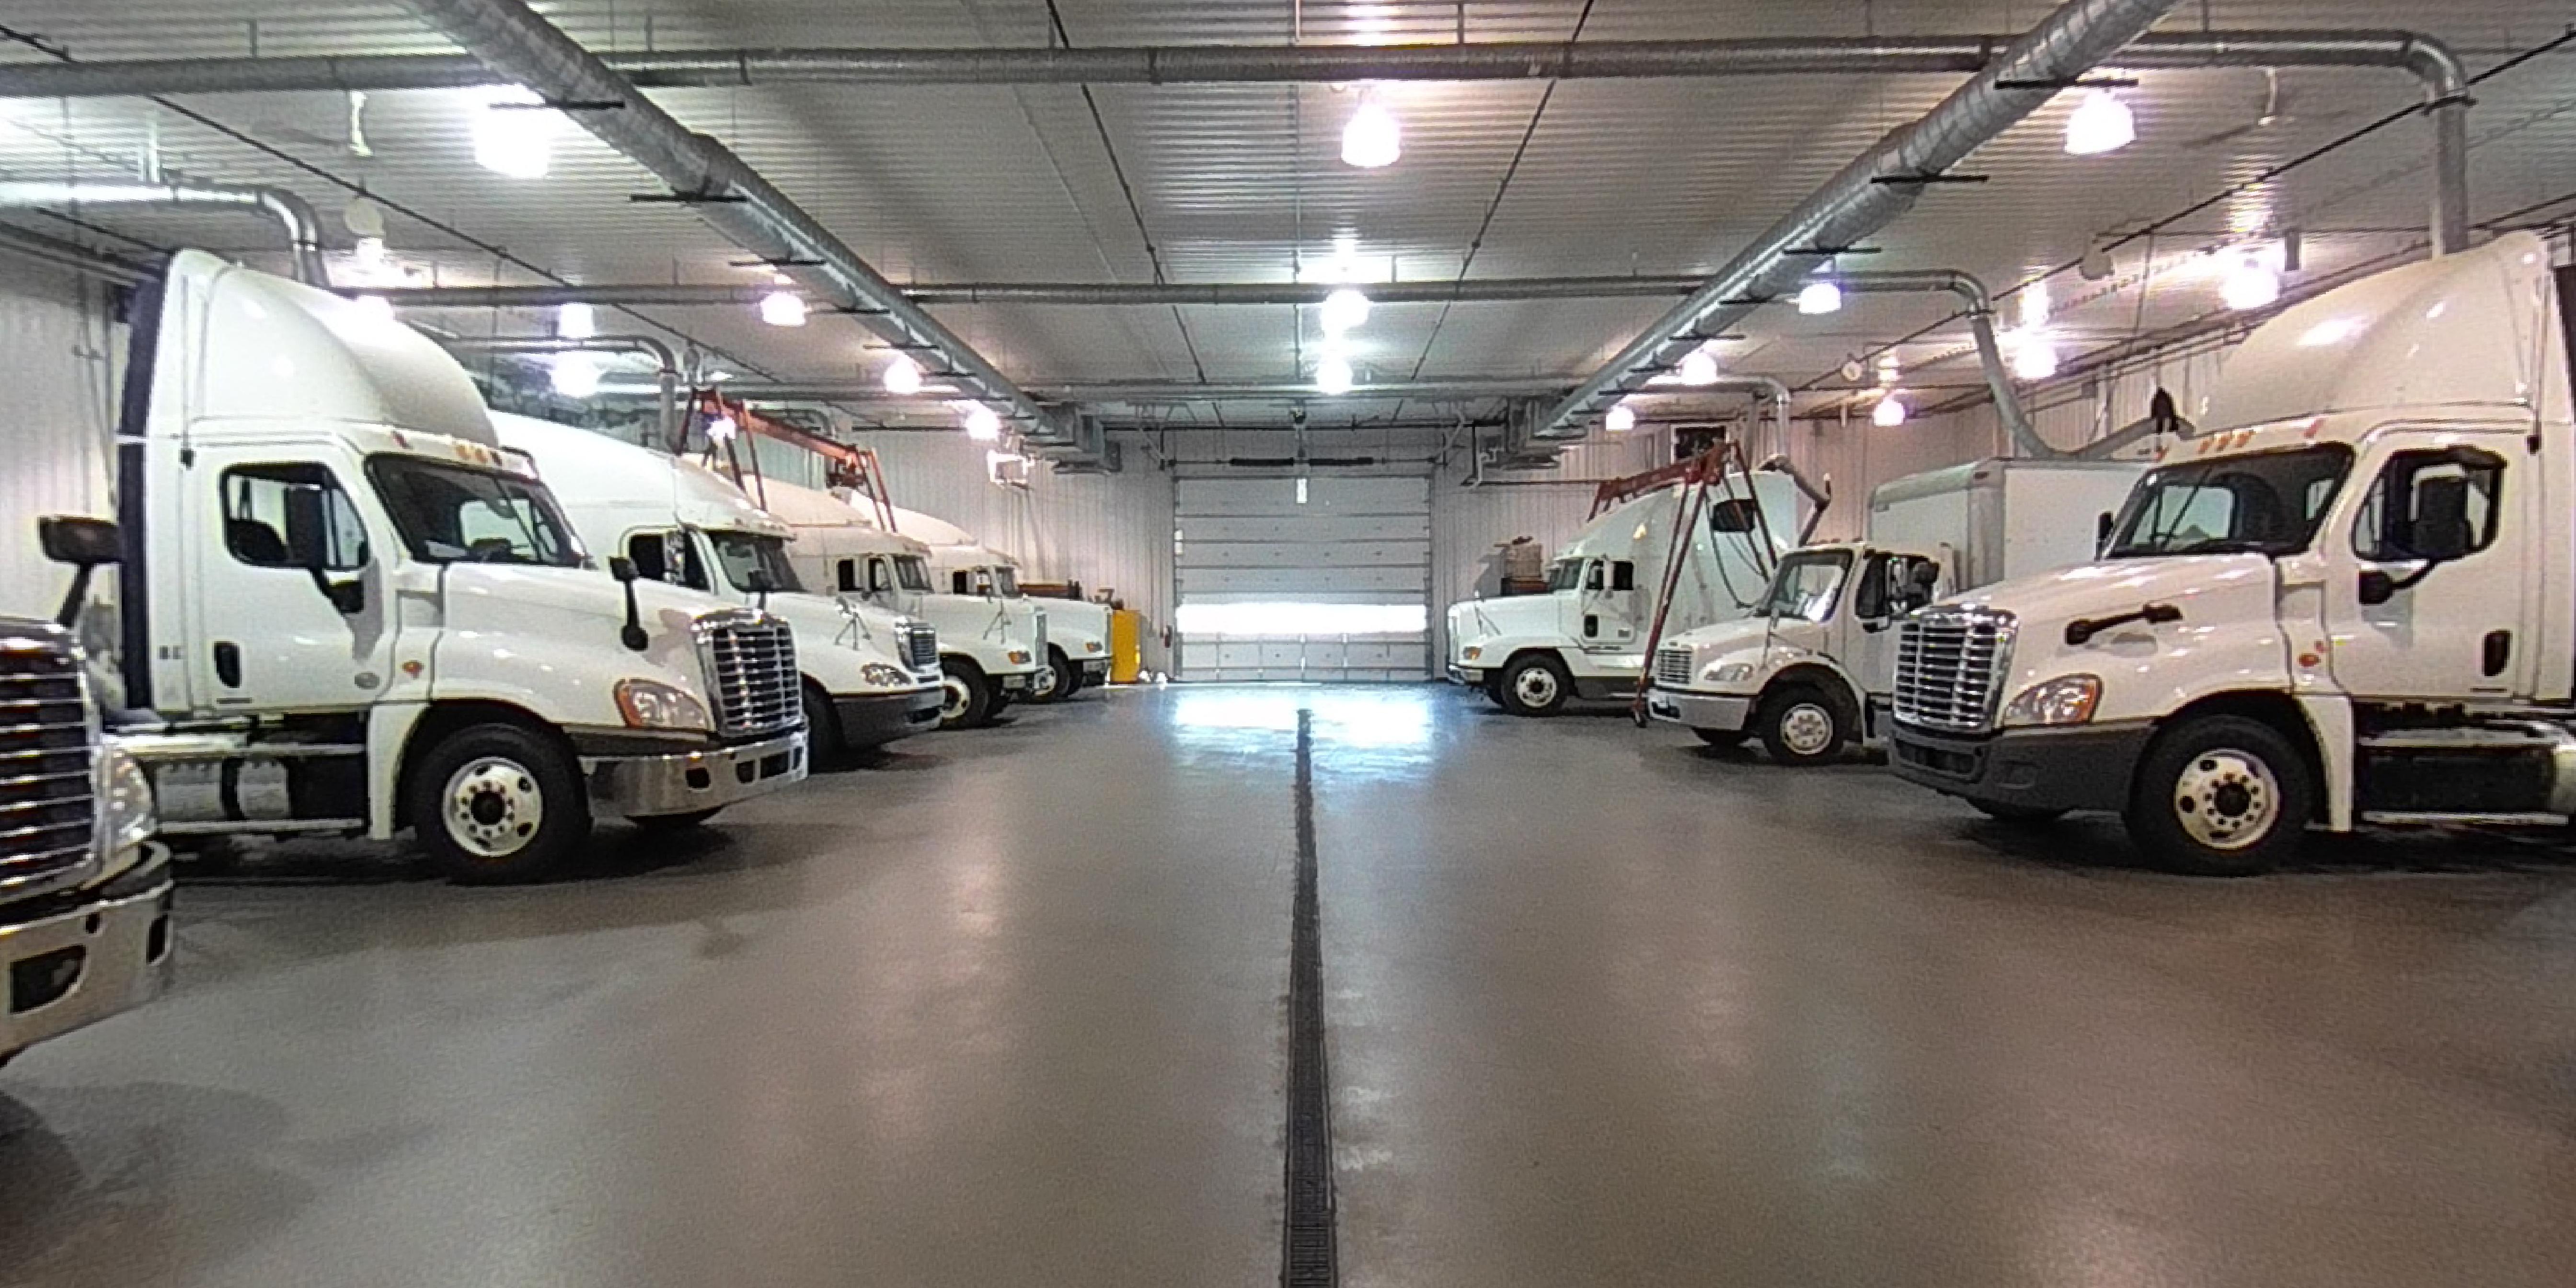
(2173, 748, 2280, 851)
(1779, 702, 1837, 756)
(940, 674, 973, 721)
(443, 756, 544, 859)
(1032, 661, 1059, 699)
(1513, 667, 1559, 708)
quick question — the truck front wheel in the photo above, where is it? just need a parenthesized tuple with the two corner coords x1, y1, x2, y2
(1497, 654, 1573, 717)
(1755, 683, 1850, 766)
(407, 723, 591, 884)
(939, 657, 995, 729)
(2125, 715, 2314, 876)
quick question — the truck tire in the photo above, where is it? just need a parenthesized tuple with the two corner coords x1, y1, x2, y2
(406, 722, 591, 884)
(1497, 654, 1574, 717)
(1029, 647, 1077, 704)
(2125, 715, 2314, 876)
(633, 807, 723, 832)
(1055, 648, 1087, 698)
(1973, 800, 2068, 825)
(1692, 728, 1747, 749)
(802, 683, 844, 760)
(1755, 683, 1850, 766)
(938, 657, 995, 729)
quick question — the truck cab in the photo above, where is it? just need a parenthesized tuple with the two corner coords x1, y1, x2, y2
(107, 250, 806, 882)
(1644, 542, 1944, 762)
(1447, 470, 1797, 715)
(1888, 232, 2576, 874)
(755, 480, 1045, 728)
(917, 540, 1108, 703)
(490, 414, 945, 757)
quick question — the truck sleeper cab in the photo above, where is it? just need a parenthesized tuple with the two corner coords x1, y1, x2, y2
(1645, 544, 1944, 763)
(753, 481, 1044, 729)
(115, 250, 806, 883)
(491, 414, 944, 758)
(1887, 232, 2576, 874)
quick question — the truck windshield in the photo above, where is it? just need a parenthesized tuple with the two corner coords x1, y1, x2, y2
(894, 555, 933, 592)
(990, 566, 1022, 597)
(1756, 549, 1852, 622)
(368, 457, 583, 566)
(2105, 445, 2354, 559)
(707, 530, 804, 594)
(1546, 559, 1585, 592)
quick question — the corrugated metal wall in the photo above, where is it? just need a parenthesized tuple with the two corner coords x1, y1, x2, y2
(1427, 433, 1668, 665)
(0, 260, 124, 653)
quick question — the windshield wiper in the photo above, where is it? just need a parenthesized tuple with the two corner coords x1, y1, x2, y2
(2169, 536, 2283, 556)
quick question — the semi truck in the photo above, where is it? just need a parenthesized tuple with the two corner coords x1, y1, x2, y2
(490, 414, 945, 757)
(1446, 469, 1799, 715)
(756, 480, 1045, 728)
(1888, 232, 2576, 874)
(1644, 459, 2142, 761)
(910, 534, 1110, 703)
(0, 522, 171, 1067)
(96, 250, 807, 883)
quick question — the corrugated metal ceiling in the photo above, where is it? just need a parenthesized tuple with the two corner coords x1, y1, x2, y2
(2, 1, 2574, 429)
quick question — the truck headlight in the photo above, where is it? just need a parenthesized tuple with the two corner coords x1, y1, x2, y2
(1702, 662, 1755, 684)
(1007, 650, 1032, 665)
(1084, 639, 1104, 654)
(2001, 674, 2102, 727)
(1461, 645, 1483, 661)
(860, 662, 909, 687)
(615, 678, 712, 731)
(99, 741, 156, 852)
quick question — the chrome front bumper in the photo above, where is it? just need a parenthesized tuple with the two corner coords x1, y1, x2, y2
(2, 861, 174, 1061)
(584, 729, 808, 818)
(1644, 687, 1755, 732)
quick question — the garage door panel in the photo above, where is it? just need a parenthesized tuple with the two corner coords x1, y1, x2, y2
(1181, 566, 1429, 596)
(1179, 539, 1430, 570)
(1175, 473, 1430, 682)
(1177, 475, 1429, 517)
(1177, 514, 1432, 545)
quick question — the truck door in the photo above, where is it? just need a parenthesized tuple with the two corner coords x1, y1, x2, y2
(1578, 558, 1639, 649)
(190, 457, 395, 713)
(1847, 553, 1940, 701)
(2324, 441, 2520, 701)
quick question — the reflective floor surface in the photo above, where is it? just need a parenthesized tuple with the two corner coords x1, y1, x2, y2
(5, 685, 2574, 1287)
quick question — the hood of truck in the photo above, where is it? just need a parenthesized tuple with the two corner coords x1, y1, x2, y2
(1947, 554, 2288, 722)
(1449, 594, 1564, 656)
(761, 591, 908, 670)
(432, 565, 733, 722)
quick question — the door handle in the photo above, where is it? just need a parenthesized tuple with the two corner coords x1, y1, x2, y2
(2483, 630, 2512, 677)
(213, 641, 242, 688)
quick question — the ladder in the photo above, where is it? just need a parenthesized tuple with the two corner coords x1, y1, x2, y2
(1623, 441, 1785, 724)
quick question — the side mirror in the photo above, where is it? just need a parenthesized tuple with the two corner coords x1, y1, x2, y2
(609, 556, 639, 583)
(2359, 568, 2398, 606)
(607, 557, 649, 651)
(39, 515, 120, 568)
(281, 484, 334, 572)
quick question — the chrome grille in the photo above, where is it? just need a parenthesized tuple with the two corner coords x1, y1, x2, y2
(900, 621, 940, 672)
(1031, 609, 1047, 657)
(1652, 644, 1695, 687)
(0, 622, 97, 894)
(1894, 609, 2013, 735)
(698, 612, 802, 738)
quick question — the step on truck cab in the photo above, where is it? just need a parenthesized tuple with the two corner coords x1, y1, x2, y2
(490, 414, 945, 757)
(1645, 458, 2142, 762)
(1888, 232, 2576, 874)
(0, 525, 172, 1065)
(755, 480, 1045, 728)
(901, 521, 1108, 704)
(106, 250, 807, 882)
(1447, 470, 1798, 715)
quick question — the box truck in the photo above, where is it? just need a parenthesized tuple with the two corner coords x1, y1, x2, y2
(1889, 232, 2576, 874)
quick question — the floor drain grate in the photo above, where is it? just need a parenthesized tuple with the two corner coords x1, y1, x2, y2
(1281, 709, 1337, 1288)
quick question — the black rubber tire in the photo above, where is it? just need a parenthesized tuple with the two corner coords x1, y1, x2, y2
(1973, 800, 2069, 825)
(1692, 727, 1748, 748)
(2125, 714, 2315, 876)
(1496, 654, 1574, 717)
(1057, 649, 1087, 698)
(1754, 683, 1851, 766)
(801, 683, 844, 759)
(938, 656, 994, 729)
(1029, 647, 1078, 705)
(405, 722, 591, 884)
(633, 807, 723, 832)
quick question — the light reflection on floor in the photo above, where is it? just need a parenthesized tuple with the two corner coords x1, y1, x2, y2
(1167, 684, 1438, 763)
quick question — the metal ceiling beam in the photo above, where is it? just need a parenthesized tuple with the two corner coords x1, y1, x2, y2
(0, 180, 327, 284)
(387, 0, 1057, 437)
(1537, 0, 2188, 442)
(357, 275, 1712, 309)
(726, 377, 1578, 403)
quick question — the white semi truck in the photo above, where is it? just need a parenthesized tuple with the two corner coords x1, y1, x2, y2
(1644, 459, 2142, 761)
(490, 414, 946, 756)
(905, 528, 1111, 703)
(757, 481, 1045, 728)
(0, 523, 170, 1067)
(1888, 232, 2576, 874)
(98, 250, 807, 883)
(1447, 469, 1799, 715)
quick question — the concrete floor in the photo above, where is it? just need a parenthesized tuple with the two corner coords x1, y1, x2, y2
(5, 685, 2575, 1287)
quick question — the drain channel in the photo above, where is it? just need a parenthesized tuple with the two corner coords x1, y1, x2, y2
(1280, 708, 1337, 1288)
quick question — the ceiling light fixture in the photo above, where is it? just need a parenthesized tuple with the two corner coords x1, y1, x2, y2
(1321, 286, 1372, 335)
(556, 301, 597, 340)
(2010, 334, 2061, 381)
(472, 85, 561, 179)
(1678, 349, 1720, 386)
(550, 352, 602, 399)
(2221, 251, 2282, 311)
(1342, 98, 1402, 169)
(2063, 88, 2136, 157)
(707, 414, 739, 442)
(1604, 402, 1638, 434)
(1315, 355, 1357, 396)
(962, 402, 1003, 441)
(1872, 391, 1909, 427)
(758, 289, 808, 327)
(2018, 280, 2051, 331)
(883, 354, 925, 396)
(1797, 277, 1843, 315)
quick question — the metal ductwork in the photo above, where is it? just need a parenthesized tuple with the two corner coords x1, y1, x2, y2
(441, 335, 683, 448)
(0, 222, 152, 286)
(390, 0, 1059, 441)
(727, 376, 1579, 403)
(0, 180, 328, 285)
(1537, 0, 2188, 442)
(357, 274, 1714, 310)
(1832, 270, 2050, 457)
(0, 30, 2466, 255)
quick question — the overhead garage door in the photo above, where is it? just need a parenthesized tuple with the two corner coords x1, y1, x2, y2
(1174, 474, 1432, 681)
